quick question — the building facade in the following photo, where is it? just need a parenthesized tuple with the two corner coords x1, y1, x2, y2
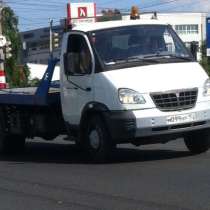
(21, 25, 63, 64)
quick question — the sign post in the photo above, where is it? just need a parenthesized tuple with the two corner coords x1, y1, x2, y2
(67, 2, 96, 25)
(206, 17, 210, 56)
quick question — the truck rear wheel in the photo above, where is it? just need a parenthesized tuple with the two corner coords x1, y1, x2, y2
(84, 115, 115, 162)
(184, 131, 210, 154)
(0, 134, 25, 154)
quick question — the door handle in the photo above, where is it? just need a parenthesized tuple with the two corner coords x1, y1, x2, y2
(86, 87, 91, 92)
(65, 87, 78, 90)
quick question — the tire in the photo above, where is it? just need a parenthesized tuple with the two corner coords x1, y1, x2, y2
(83, 115, 115, 162)
(184, 131, 210, 154)
(74, 136, 86, 152)
(0, 134, 25, 154)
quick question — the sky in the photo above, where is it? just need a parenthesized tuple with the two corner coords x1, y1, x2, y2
(4, 0, 210, 31)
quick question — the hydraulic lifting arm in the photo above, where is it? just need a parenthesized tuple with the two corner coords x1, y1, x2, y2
(35, 58, 60, 105)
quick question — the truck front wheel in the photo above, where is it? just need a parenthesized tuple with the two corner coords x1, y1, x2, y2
(83, 115, 115, 162)
(184, 131, 210, 154)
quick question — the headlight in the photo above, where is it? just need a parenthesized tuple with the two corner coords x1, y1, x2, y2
(203, 79, 210, 96)
(118, 88, 146, 104)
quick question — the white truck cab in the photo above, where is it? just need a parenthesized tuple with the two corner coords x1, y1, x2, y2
(60, 19, 210, 161)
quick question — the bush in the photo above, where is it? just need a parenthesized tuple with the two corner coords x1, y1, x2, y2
(200, 57, 210, 75)
(28, 78, 40, 87)
(200, 41, 210, 75)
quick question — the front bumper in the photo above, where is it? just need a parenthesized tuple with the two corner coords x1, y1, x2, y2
(103, 101, 210, 144)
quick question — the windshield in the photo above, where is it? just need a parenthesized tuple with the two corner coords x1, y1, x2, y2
(90, 25, 193, 70)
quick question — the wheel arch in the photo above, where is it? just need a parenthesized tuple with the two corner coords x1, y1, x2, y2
(79, 102, 109, 133)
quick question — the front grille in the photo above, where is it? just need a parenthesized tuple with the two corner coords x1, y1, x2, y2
(151, 88, 198, 112)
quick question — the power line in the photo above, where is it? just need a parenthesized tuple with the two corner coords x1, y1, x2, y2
(140, 0, 181, 10)
(5, 0, 64, 7)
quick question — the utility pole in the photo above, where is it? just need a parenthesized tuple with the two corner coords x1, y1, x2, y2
(49, 19, 53, 58)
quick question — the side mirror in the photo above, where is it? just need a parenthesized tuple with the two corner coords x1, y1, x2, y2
(190, 41, 198, 60)
(63, 52, 80, 75)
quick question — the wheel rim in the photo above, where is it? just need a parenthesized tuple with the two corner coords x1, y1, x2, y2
(89, 129, 100, 150)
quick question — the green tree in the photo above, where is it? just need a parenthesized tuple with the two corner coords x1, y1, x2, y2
(2, 6, 30, 87)
(98, 9, 122, 22)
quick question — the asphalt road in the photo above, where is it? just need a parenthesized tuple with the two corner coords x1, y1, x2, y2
(0, 137, 209, 210)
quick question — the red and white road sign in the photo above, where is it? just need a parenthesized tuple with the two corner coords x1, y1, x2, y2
(78, 7, 87, 18)
(67, 2, 96, 24)
(0, 69, 6, 89)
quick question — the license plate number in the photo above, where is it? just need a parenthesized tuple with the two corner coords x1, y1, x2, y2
(166, 113, 197, 125)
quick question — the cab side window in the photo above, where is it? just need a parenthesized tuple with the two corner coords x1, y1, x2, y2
(66, 34, 92, 75)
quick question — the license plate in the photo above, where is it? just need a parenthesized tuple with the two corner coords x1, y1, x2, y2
(166, 113, 197, 125)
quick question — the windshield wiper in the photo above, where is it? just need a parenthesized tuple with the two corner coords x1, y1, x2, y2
(105, 56, 159, 65)
(127, 56, 160, 63)
(143, 53, 193, 61)
(165, 54, 193, 61)
(105, 59, 126, 65)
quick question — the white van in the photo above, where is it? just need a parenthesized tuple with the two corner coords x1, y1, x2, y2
(60, 19, 210, 161)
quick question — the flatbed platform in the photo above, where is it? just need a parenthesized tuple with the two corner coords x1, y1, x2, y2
(0, 59, 61, 107)
(0, 58, 65, 140)
(0, 87, 60, 106)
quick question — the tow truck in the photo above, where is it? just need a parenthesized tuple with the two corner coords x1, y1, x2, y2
(1, 18, 210, 162)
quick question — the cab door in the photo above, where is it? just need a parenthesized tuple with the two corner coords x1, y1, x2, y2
(61, 32, 95, 126)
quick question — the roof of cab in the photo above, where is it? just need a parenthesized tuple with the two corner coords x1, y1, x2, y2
(72, 19, 168, 32)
